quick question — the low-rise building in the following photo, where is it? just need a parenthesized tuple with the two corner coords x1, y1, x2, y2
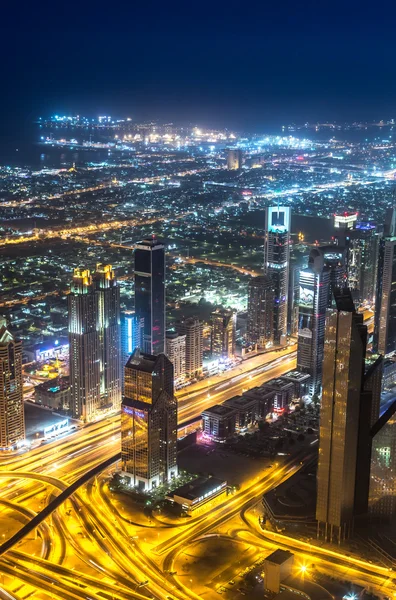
(264, 549, 294, 593)
(280, 370, 311, 400)
(261, 378, 294, 411)
(167, 476, 227, 514)
(243, 386, 275, 419)
(34, 376, 70, 411)
(202, 404, 236, 441)
(224, 394, 258, 430)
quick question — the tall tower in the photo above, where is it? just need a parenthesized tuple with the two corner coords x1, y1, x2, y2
(121, 350, 178, 491)
(175, 318, 203, 378)
(297, 248, 330, 396)
(93, 264, 121, 412)
(0, 319, 24, 449)
(211, 309, 236, 360)
(347, 223, 380, 306)
(134, 238, 166, 355)
(247, 275, 274, 347)
(264, 206, 291, 346)
(316, 288, 367, 543)
(374, 236, 396, 356)
(68, 269, 100, 421)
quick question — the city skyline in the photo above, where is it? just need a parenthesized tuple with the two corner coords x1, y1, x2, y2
(2, 107, 396, 599)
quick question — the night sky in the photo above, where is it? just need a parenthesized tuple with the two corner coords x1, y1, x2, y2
(2, 0, 396, 129)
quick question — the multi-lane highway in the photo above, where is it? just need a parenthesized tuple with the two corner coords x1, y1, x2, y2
(0, 342, 393, 600)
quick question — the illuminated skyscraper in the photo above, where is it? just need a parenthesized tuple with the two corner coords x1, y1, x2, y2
(318, 246, 347, 307)
(166, 331, 186, 381)
(226, 148, 243, 170)
(374, 234, 396, 356)
(247, 275, 274, 347)
(121, 350, 177, 491)
(134, 238, 166, 355)
(175, 318, 203, 377)
(211, 309, 236, 360)
(0, 319, 24, 449)
(93, 264, 121, 413)
(346, 223, 380, 305)
(69, 269, 100, 421)
(264, 206, 291, 345)
(333, 211, 358, 231)
(120, 310, 143, 391)
(316, 289, 367, 543)
(297, 248, 330, 395)
(69, 265, 121, 421)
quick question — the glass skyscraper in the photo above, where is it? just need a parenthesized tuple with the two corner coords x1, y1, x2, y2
(121, 350, 177, 491)
(0, 318, 24, 449)
(69, 265, 121, 421)
(297, 248, 330, 396)
(316, 289, 367, 543)
(264, 206, 291, 346)
(134, 238, 166, 355)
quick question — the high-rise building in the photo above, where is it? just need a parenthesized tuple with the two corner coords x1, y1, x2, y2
(175, 318, 203, 378)
(69, 266, 121, 421)
(134, 238, 166, 355)
(297, 248, 330, 396)
(226, 148, 243, 170)
(120, 310, 144, 391)
(166, 332, 186, 381)
(264, 206, 291, 346)
(334, 211, 358, 231)
(93, 264, 121, 413)
(287, 251, 309, 336)
(0, 319, 24, 449)
(247, 275, 273, 347)
(69, 268, 100, 421)
(211, 309, 236, 360)
(320, 246, 347, 307)
(121, 350, 178, 491)
(374, 236, 396, 356)
(316, 288, 368, 543)
(346, 222, 380, 305)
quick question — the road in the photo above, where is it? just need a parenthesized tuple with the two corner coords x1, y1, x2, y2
(0, 344, 393, 599)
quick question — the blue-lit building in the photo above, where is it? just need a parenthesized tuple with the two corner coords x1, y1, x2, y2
(120, 310, 144, 392)
(134, 238, 166, 355)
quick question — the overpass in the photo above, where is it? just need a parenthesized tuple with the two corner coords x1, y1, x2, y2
(0, 453, 121, 557)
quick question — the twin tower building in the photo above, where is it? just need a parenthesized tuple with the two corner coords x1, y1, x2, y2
(68, 239, 167, 421)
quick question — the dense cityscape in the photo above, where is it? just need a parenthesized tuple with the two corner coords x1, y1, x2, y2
(1, 115, 396, 600)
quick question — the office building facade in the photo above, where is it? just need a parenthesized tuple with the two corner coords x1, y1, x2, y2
(69, 269, 101, 421)
(297, 249, 330, 395)
(69, 266, 121, 422)
(226, 148, 243, 170)
(94, 264, 121, 413)
(247, 275, 273, 347)
(120, 310, 144, 391)
(121, 350, 178, 490)
(175, 318, 203, 378)
(0, 319, 24, 449)
(166, 332, 186, 381)
(375, 236, 396, 356)
(264, 206, 291, 346)
(347, 223, 379, 305)
(134, 238, 166, 355)
(316, 289, 367, 543)
(210, 309, 236, 360)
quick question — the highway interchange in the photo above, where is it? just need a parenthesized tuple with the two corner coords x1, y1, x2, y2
(0, 340, 394, 600)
